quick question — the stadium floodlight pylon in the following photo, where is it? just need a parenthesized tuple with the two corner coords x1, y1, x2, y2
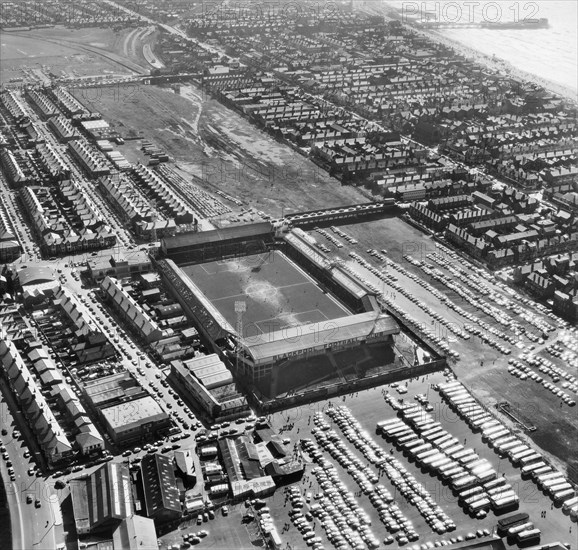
(234, 300, 246, 372)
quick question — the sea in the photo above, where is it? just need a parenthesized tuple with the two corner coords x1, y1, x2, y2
(384, 0, 578, 98)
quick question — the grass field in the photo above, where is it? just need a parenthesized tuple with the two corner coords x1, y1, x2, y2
(0, 27, 150, 84)
(182, 250, 350, 339)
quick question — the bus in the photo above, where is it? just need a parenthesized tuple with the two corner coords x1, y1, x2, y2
(404, 439, 426, 451)
(388, 426, 413, 438)
(441, 466, 465, 481)
(458, 486, 484, 501)
(529, 465, 552, 478)
(519, 453, 542, 467)
(376, 419, 404, 434)
(440, 381, 464, 391)
(490, 488, 517, 501)
(404, 411, 427, 422)
(377, 418, 403, 430)
(421, 428, 452, 441)
(516, 528, 541, 545)
(466, 410, 487, 422)
(492, 435, 515, 448)
(445, 445, 465, 458)
(460, 407, 481, 418)
(487, 429, 510, 442)
(468, 497, 491, 513)
(562, 496, 578, 511)
(452, 475, 478, 491)
(493, 494, 519, 511)
(497, 440, 522, 454)
(453, 397, 475, 407)
(541, 478, 568, 491)
(464, 493, 487, 508)
(480, 420, 501, 431)
(468, 458, 490, 471)
(552, 489, 575, 504)
(381, 423, 406, 435)
(429, 457, 452, 471)
(416, 420, 442, 435)
(398, 434, 419, 446)
(416, 449, 439, 462)
(409, 443, 433, 456)
(476, 470, 497, 483)
(538, 473, 566, 488)
(452, 449, 474, 461)
(421, 451, 445, 464)
(459, 454, 480, 466)
(497, 512, 529, 536)
(486, 485, 516, 502)
(444, 387, 468, 397)
(508, 444, 529, 456)
(268, 528, 283, 549)
(430, 431, 452, 444)
(471, 417, 494, 430)
(511, 449, 536, 464)
(506, 521, 533, 537)
(438, 439, 458, 451)
(547, 482, 573, 495)
(484, 477, 507, 490)
(415, 421, 437, 432)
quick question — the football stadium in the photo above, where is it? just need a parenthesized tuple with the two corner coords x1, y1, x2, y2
(158, 222, 400, 398)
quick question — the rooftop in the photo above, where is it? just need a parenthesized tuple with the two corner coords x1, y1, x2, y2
(101, 396, 169, 433)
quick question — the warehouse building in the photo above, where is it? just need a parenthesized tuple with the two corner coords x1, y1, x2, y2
(70, 462, 133, 534)
(82, 372, 172, 446)
(171, 353, 249, 421)
(101, 396, 171, 446)
(140, 453, 182, 522)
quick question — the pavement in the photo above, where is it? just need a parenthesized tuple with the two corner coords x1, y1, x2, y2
(0, 388, 63, 550)
(266, 371, 576, 549)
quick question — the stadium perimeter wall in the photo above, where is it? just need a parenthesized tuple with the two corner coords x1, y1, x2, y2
(251, 357, 447, 414)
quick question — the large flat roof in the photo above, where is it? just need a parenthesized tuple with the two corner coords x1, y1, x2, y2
(244, 311, 398, 364)
(112, 516, 158, 550)
(101, 396, 168, 433)
(163, 221, 273, 250)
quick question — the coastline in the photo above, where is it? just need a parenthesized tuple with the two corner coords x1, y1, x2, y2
(365, 2, 578, 104)
(420, 27, 577, 104)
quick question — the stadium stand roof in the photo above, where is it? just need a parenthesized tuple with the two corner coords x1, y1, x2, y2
(285, 229, 374, 299)
(163, 221, 274, 250)
(157, 259, 236, 340)
(244, 311, 398, 364)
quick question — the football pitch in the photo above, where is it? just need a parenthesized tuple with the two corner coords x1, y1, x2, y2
(181, 250, 350, 338)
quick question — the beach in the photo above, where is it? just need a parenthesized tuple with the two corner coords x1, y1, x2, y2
(374, 0, 578, 103)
